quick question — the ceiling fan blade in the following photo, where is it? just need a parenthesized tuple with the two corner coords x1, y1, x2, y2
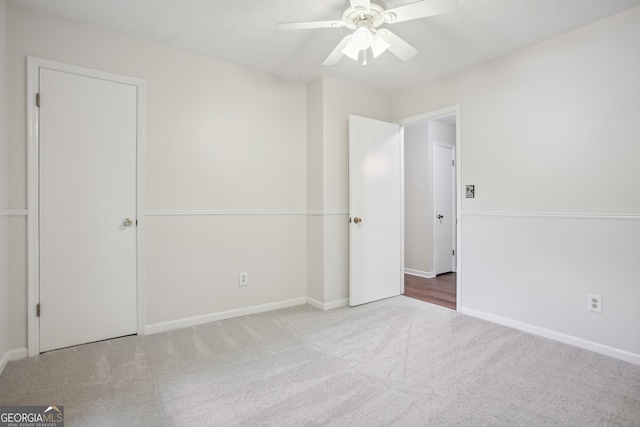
(277, 20, 345, 30)
(323, 34, 352, 66)
(377, 30, 418, 61)
(350, 0, 371, 12)
(384, 0, 456, 24)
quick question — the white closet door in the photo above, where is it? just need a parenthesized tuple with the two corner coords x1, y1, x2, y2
(39, 68, 138, 352)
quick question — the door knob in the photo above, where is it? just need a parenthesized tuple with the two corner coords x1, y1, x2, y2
(123, 218, 133, 227)
(437, 214, 444, 219)
(353, 217, 363, 224)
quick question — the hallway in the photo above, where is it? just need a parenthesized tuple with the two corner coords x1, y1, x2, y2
(403, 273, 456, 310)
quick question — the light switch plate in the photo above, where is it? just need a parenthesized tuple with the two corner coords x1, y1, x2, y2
(466, 185, 475, 198)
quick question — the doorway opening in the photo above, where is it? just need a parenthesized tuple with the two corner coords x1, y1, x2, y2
(400, 111, 458, 310)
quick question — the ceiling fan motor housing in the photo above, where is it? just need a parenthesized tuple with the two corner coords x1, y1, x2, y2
(342, 2, 389, 30)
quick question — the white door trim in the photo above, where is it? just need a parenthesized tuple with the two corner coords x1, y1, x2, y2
(27, 57, 146, 356)
(396, 105, 461, 311)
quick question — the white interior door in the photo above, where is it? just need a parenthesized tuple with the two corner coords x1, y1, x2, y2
(39, 68, 138, 352)
(435, 143, 456, 275)
(349, 115, 402, 306)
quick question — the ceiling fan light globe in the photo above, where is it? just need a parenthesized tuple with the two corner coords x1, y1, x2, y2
(341, 42, 361, 61)
(341, 26, 373, 61)
(352, 26, 373, 50)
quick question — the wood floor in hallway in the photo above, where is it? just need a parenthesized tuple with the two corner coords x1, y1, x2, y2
(403, 272, 456, 310)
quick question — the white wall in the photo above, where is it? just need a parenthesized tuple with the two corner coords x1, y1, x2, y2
(428, 120, 455, 150)
(403, 122, 431, 275)
(392, 6, 640, 361)
(0, 0, 10, 370)
(7, 3, 307, 345)
(306, 77, 325, 305)
(306, 75, 391, 308)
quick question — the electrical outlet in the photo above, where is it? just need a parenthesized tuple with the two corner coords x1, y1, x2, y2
(587, 294, 602, 313)
(239, 272, 248, 286)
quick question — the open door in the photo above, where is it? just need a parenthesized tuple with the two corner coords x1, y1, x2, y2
(349, 115, 402, 306)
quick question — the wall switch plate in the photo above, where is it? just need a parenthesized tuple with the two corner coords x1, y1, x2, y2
(587, 294, 602, 313)
(466, 185, 475, 198)
(239, 272, 248, 286)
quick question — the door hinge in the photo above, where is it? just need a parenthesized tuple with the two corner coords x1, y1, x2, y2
(452, 160, 455, 166)
(36, 303, 41, 317)
(452, 249, 455, 256)
(36, 93, 41, 108)
(136, 219, 138, 226)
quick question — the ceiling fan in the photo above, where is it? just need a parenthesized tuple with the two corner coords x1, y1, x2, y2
(277, 0, 457, 66)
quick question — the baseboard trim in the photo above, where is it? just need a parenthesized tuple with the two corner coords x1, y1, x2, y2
(0, 348, 28, 375)
(461, 307, 640, 366)
(306, 297, 349, 311)
(145, 297, 307, 335)
(404, 268, 436, 279)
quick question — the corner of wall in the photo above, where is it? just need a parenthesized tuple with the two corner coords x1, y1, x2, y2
(318, 75, 393, 306)
(306, 76, 326, 303)
(0, 0, 12, 374)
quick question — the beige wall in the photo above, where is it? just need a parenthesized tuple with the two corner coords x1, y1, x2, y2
(393, 6, 640, 357)
(7, 3, 307, 345)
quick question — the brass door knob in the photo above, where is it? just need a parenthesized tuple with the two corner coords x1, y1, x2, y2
(353, 217, 363, 224)
(437, 214, 444, 219)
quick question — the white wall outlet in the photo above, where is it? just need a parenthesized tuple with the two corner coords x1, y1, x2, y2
(239, 272, 248, 286)
(587, 294, 602, 313)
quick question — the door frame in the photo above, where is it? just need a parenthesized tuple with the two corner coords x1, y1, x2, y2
(396, 105, 461, 311)
(26, 57, 146, 356)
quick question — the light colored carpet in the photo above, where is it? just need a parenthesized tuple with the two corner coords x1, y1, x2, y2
(1, 296, 639, 426)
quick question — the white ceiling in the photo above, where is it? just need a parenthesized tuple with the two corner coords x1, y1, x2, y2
(10, 0, 640, 93)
